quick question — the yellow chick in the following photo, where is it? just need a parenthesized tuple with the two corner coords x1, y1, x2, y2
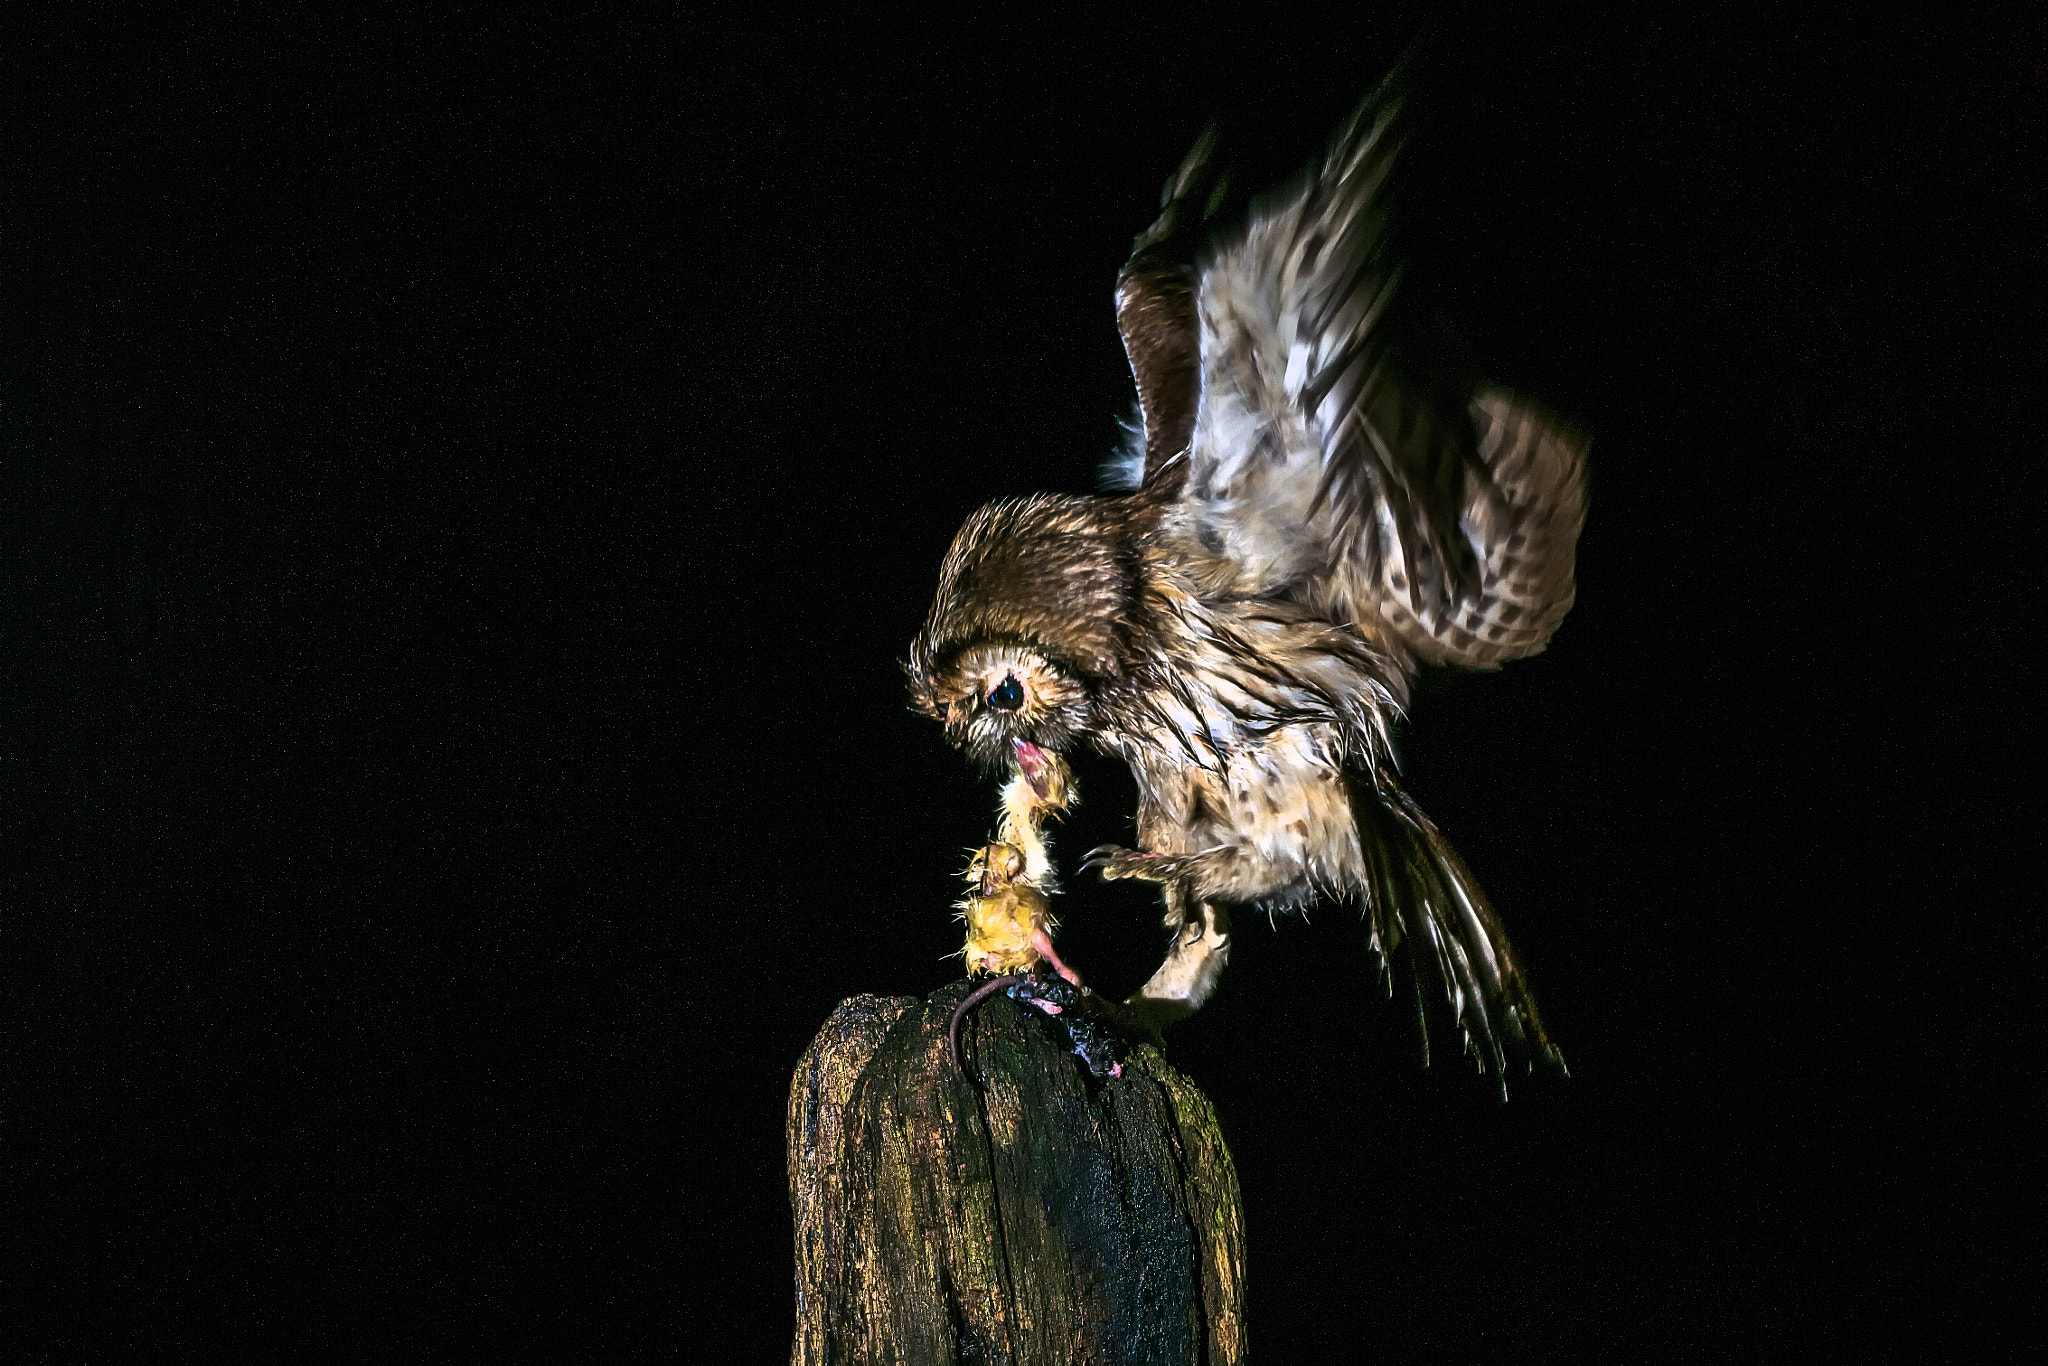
(956, 741, 1082, 983)
(958, 841, 1055, 975)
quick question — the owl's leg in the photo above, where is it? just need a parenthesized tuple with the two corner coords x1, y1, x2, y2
(1125, 885, 1232, 1032)
(1082, 845, 1215, 885)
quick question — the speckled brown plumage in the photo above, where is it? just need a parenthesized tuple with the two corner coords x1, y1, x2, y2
(906, 73, 1585, 1092)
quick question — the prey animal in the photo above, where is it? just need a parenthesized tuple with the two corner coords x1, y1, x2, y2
(907, 81, 1587, 1088)
(953, 743, 1081, 983)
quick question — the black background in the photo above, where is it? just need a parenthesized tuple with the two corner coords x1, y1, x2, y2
(6, 5, 2035, 1359)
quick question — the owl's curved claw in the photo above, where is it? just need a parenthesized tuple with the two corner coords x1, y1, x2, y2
(1083, 844, 1182, 883)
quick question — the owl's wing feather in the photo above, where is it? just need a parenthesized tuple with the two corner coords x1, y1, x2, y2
(1115, 127, 1225, 485)
(1163, 84, 1588, 670)
(1353, 764, 1563, 1090)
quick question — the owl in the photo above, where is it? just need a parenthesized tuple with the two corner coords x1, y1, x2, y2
(907, 80, 1586, 1088)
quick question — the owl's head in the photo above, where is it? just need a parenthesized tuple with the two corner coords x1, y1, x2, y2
(908, 640, 1092, 779)
(906, 493, 1135, 778)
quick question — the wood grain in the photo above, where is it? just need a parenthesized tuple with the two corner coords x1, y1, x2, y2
(789, 981, 1246, 1364)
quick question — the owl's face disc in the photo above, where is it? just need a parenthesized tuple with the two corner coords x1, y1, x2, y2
(910, 642, 1092, 776)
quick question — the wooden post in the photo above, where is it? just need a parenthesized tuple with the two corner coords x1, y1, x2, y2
(788, 981, 1247, 1365)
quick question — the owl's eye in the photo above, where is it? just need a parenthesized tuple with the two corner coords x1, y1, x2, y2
(986, 675, 1024, 711)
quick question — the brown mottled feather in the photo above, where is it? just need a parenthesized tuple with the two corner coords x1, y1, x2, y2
(1175, 83, 1588, 673)
(906, 71, 1581, 1091)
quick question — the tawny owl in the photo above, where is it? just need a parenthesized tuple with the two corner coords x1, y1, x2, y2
(907, 81, 1586, 1088)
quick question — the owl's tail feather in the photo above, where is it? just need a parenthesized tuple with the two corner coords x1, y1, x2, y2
(1353, 765, 1565, 1096)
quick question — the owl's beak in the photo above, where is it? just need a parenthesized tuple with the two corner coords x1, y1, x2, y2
(1012, 738, 1056, 802)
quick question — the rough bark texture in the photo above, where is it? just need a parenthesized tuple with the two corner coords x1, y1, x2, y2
(788, 981, 1246, 1365)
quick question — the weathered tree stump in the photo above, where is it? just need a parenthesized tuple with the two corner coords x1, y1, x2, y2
(788, 981, 1246, 1365)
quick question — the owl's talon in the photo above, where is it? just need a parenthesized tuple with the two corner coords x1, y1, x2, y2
(1084, 844, 1176, 883)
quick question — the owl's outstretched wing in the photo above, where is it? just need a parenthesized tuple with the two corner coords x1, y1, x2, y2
(1114, 126, 1224, 485)
(1126, 83, 1588, 670)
